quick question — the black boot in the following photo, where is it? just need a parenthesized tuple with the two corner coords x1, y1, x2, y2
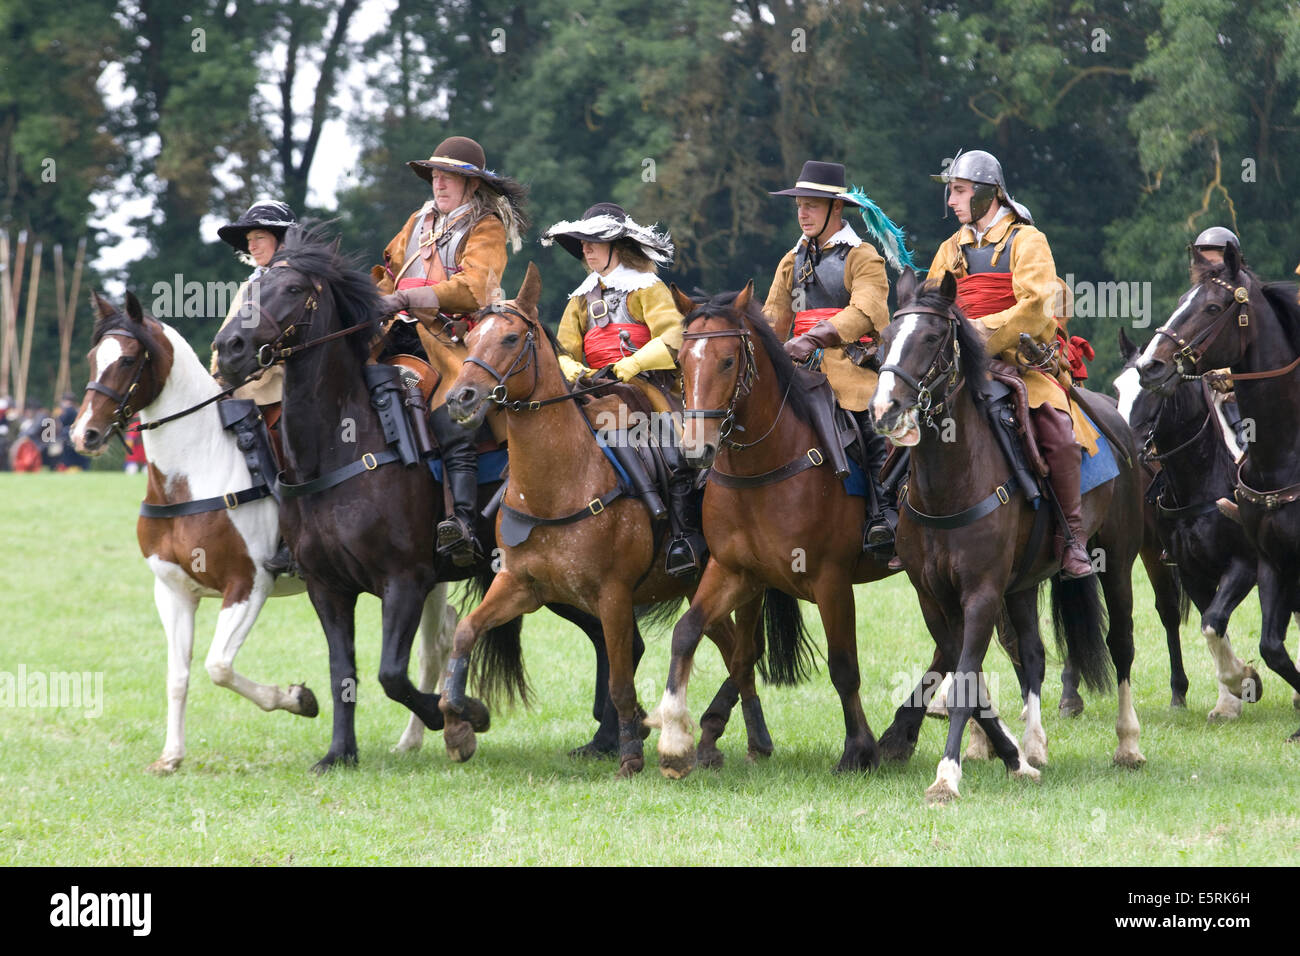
(430, 406, 481, 567)
(1220, 395, 1249, 454)
(660, 426, 708, 577)
(1034, 405, 1093, 579)
(264, 539, 297, 576)
(855, 410, 898, 558)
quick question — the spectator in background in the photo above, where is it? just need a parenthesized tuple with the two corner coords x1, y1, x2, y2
(123, 417, 147, 474)
(57, 393, 90, 471)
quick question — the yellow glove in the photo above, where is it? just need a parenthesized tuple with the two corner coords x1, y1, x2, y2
(612, 338, 676, 382)
(557, 353, 593, 383)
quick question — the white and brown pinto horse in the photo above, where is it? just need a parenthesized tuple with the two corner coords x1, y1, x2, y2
(71, 292, 455, 771)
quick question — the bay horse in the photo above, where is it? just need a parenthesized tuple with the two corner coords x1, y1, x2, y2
(871, 270, 1144, 803)
(651, 283, 900, 777)
(1114, 329, 1263, 721)
(441, 264, 783, 778)
(1136, 247, 1300, 739)
(69, 291, 336, 773)
(213, 229, 616, 770)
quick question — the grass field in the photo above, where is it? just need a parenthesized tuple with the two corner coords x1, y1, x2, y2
(3, 472, 1300, 866)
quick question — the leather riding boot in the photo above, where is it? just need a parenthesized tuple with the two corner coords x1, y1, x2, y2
(264, 539, 297, 576)
(1219, 394, 1249, 455)
(660, 425, 708, 578)
(430, 406, 481, 567)
(1033, 404, 1093, 579)
(854, 409, 898, 558)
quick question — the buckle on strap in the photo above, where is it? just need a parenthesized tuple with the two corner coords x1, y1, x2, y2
(589, 299, 609, 320)
(224, 491, 240, 509)
(363, 453, 378, 471)
(588, 498, 605, 515)
(807, 448, 824, 466)
(996, 484, 1010, 505)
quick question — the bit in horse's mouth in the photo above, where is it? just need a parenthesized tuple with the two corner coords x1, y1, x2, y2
(882, 407, 921, 447)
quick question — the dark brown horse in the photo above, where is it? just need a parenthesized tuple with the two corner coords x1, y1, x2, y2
(440, 264, 778, 777)
(651, 283, 899, 777)
(212, 230, 619, 769)
(871, 271, 1144, 803)
(1136, 248, 1300, 739)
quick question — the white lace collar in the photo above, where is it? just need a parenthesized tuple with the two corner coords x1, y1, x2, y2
(569, 263, 661, 298)
(792, 222, 862, 255)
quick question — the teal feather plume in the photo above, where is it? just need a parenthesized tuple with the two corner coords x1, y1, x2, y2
(845, 186, 914, 272)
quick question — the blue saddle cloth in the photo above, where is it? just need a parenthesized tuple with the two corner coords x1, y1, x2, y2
(1079, 412, 1119, 495)
(427, 447, 509, 484)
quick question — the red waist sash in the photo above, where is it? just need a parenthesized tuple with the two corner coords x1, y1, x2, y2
(584, 322, 651, 369)
(793, 307, 841, 337)
(955, 273, 1017, 319)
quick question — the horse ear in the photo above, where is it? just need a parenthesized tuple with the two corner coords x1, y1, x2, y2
(1118, 327, 1138, 362)
(1224, 241, 1241, 279)
(669, 283, 696, 317)
(939, 270, 958, 302)
(896, 268, 918, 303)
(125, 291, 145, 323)
(91, 291, 116, 321)
(732, 280, 755, 314)
(515, 262, 542, 314)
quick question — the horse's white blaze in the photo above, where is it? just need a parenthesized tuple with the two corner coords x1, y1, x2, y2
(872, 314, 920, 421)
(71, 337, 126, 443)
(475, 314, 499, 339)
(685, 338, 709, 364)
(1113, 366, 1142, 425)
(1139, 287, 1199, 368)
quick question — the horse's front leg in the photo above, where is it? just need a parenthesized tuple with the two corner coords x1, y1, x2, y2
(1202, 559, 1261, 721)
(148, 577, 198, 774)
(649, 562, 756, 779)
(812, 571, 878, 773)
(1255, 560, 1300, 740)
(440, 571, 541, 763)
(880, 600, 953, 763)
(377, 574, 460, 734)
(698, 596, 771, 767)
(394, 582, 455, 753)
(306, 584, 360, 773)
(204, 580, 318, 719)
(1006, 587, 1047, 767)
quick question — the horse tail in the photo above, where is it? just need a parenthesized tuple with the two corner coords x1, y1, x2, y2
(757, 588, 816, 686)
(471, 615, 531, 710)
(1050, 575, 1114, 694)
(634, 597, 685, 636)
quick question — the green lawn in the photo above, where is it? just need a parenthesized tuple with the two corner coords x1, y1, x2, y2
(2, 472, 1299, 865)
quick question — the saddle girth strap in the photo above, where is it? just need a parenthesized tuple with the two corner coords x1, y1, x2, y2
(902, 478, 1018, 529)
(277, 449, 401, 498)
(707, 448, 828, 489)
(139, 484, 273, 518)
(497, 484, 624, 547)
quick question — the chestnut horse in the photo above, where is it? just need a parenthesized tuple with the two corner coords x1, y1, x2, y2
(70, 292, 338, 772)
(651, 283, 900, 777)
(213, 230, 616, 770)
(1136, 248, 1300, 739)
(871, 271, 1144, 803)
(441, 264, 785, 777)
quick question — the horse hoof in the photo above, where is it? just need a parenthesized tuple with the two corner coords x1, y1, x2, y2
(1207, 705, 1241, 723)
(392, 733, 423, 754)
(696, 746, 724, 770)
(311, 751, 358, 775)
(460, 697, 491, 733)
(444, 722, 478, 763)
(1010, 761, 1041, 782)
(659, 749, 695, 779)
(1240, 668, 1263, 704)
(964, 735, 994, 762)
(1170, 694, 1187, 709)
(877, 727, 915, 763)
(745, 744, 774, 763)
(617, 756, 645, 779)
(289, 683, 319, 718)
(146, 757, 181, 775)
(1114, 748, 1146, 768)
(1023, 731, 1049, 768)
(833, 748, 880, 774)
(924, 779, 959, 805)
(1059, 696, 1085, 718)
(568, 740, 617, 760)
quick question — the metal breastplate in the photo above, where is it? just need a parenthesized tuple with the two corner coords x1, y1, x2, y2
(792, 243, 851, 310)
(961, 228, 1018, 274)
(586, 287, 637, 328)
(403, 212, 473, 280)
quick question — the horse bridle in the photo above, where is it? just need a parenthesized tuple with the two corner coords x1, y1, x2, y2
(680, 324, 765, 447)
(878, 307, 964, 429)
(461, 304, 541, 406)
(84, 329, 158, 439)
(1151, 276, 1251, 377)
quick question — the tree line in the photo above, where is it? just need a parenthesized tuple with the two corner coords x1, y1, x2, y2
(3, 0, 1299, 403)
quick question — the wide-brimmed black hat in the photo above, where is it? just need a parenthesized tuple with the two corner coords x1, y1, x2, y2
(217, 200, 297, 253)
(406, 136, 529, 244)
(541, 203, 674, 266)
(770, 161, 867, 206)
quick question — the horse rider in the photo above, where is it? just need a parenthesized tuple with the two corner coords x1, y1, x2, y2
(763, 160, 900, 559)
(928, 148, 1099, 579)
(373, 136, 529, 566)
(210, 198, 298, 574)
(542, 202, 707, 577)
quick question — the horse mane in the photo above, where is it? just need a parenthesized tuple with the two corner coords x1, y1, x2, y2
(270, 223, 381, 365)
(906, 280, 992, 405)
(681, 290, 817, 426)
(1261, 281, 1300, 353)
(90, 298, 167, 360)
